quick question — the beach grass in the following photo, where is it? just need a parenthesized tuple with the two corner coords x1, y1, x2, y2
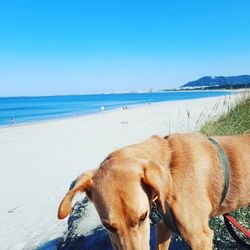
(199, 91, 250, 248)
(200, 91, 250, 136)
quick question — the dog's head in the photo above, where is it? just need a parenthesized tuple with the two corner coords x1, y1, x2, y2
(58, 145, 172, 249)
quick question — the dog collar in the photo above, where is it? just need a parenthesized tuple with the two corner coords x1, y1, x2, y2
(208, 137, 230, 205)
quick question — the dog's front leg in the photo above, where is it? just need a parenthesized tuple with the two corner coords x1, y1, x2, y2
(179, 219, 214, 250)
(156, 222, 172, 250)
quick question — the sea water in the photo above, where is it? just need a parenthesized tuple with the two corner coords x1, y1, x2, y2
(0, 91, 234, 126)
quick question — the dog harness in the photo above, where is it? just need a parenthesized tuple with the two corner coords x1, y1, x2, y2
(209, 137, 250, 248)
(150, 137, 230, 235)
(150, 136, 250, 248)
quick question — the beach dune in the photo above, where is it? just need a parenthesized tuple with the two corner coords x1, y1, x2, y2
(0, 94, 239, 249)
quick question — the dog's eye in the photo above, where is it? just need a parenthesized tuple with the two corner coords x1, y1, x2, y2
(139, 211, 148, 225)
(103, 223, 117, 232)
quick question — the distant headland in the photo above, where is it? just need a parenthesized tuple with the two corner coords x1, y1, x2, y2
(179, 75, 250, 90)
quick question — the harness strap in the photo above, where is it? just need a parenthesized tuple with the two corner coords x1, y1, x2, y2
(150, 199, 180, 235)
(208, 137, 230, 205)
(162, 201, 180, 235)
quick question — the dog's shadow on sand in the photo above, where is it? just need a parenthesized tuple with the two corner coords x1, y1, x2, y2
(37, 198, 190, 250)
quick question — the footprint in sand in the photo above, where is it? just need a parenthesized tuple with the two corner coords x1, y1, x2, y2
(7, 206, 22, 213)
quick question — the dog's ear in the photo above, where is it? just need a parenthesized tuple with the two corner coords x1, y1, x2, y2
(58, 170, 96, 219)
(141, 160, 172, 213)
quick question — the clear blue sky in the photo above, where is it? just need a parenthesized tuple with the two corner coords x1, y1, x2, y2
(1, 0, 250, 96)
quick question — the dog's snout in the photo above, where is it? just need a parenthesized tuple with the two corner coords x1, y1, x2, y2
(109, 228, 150, 250)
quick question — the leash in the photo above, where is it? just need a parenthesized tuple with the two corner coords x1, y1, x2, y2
(223, 213, 250, 248)
(224, 213, 250, 238)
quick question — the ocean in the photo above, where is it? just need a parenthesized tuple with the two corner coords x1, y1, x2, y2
(0, 91, 234, 126)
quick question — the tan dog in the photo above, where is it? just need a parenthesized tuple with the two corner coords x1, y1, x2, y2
(58, 133, 250, 250)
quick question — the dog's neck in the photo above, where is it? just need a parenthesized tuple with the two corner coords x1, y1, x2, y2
(142, 135, 172, 169)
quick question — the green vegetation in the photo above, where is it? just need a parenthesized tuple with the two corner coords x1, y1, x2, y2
(200, 92, 250, 249)
(200, 92, 250, 136)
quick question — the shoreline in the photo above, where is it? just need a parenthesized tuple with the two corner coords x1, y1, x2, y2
(0, 91, 239, 130)
(0, 88, 238, 98)
(0, 88, 245, 99)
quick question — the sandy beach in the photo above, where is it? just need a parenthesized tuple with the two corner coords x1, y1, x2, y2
(0, 94, 241, 249)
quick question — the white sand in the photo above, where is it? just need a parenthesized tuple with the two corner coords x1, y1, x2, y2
(0, 94, 240, 249)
